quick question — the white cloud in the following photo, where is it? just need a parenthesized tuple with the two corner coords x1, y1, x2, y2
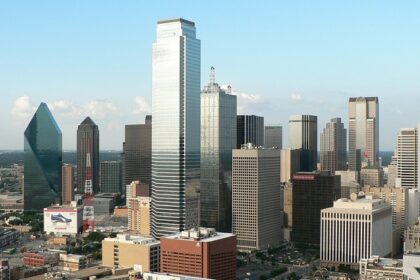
(85, 100, 118, 118)
(221, 85, 265, 114)
(11, 96, 37, 120)
(133, 96, 151, 115)
(291, 92, 303, 103)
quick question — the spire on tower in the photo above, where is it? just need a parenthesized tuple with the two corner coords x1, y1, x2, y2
(209, 66, 215, 84)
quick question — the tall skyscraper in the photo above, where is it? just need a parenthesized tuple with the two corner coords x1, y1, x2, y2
(348, 97, 379, 171)
(396, 128, 418, 189)
(291, 171, 340, 245)
(122, 116, 152, 189)
(24, 103, 62, 212)
(200, 67, 236, 232)
(265, 125, 282, 149)
(151, 18, 201, 238)
(289, 115, 318, 172)
(62, 164, 75, 204)
(320, 117, 347, 173)
(99, 161, 122, 193)
(76, 117, 99, 193)
(232, 146, 282, 251)
(236, 115, 264, 148)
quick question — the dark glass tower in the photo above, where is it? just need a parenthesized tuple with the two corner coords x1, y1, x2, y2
(122, 115, 152, 190)
(76, 117, 99, 194)
(236, 115, 264, 148)
(24, 103, 62, 212)
(289, 115, 318, 172)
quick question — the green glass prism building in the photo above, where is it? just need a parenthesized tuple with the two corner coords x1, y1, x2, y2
(24, 103, 62, 212)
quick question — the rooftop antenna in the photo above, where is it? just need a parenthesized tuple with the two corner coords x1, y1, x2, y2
(210, 66, 215, 84)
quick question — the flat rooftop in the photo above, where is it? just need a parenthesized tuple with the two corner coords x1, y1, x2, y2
(158, 18, 195, 26)
(163, 228, 235, 242)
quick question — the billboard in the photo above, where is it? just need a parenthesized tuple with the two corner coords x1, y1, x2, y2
(44, 208, 82, 234)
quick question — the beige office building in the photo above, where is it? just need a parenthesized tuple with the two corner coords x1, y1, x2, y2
(404, 224, 420, 280)
(232, 147, 282, 251)
(62, 165, 74, 204)
(396, 128, 418, 189)
(359, 256, 403, 280)
(280, 148, 300, 183)
(348, 97, 379, 171)
(361, 167, 384, 187)
(128, 197, 151, 236)
(363, 186, 418, 232)
(335, 170, 360, 199)
(102, 234, 159, 272)
(320, 194, 392, 268)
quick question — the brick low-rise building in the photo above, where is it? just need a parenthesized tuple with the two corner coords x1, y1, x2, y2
(23, 251, 59, 267)
(160, 228, 236, 280)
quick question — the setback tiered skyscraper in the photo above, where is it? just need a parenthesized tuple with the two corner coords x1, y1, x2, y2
(348, 97, 379, 171)
(320, 117, 347, 173)
(236, 115, 264, 148)
(151, 18, 201, 238)
(396, 128, 418, 189)
(24, 103, 62, 212)
(200, 67, 237, 232)
(264, 125, 282, 149)
(76, 117, 99, 193)
(122, 116, 152, 189)
(289, 115, 318, 172)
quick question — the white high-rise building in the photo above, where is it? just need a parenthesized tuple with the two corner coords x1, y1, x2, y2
(348, 97, 379, 171)
(320, 194, 392, 269)
(396, 128, 418, 189)
(151, 18, 201, 238)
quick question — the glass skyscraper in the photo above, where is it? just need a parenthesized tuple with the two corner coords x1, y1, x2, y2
(24, 103, 62, 212)
(289, 115, 318, 172)
(236, 115, 264, 148)
(151, 18, 201, 238)
(200, 67, 237, 232)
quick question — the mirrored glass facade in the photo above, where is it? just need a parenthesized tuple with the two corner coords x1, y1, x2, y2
(200, 71, 237, 232)
(151, 18, 201, 238)
(24, 103, 62, 212)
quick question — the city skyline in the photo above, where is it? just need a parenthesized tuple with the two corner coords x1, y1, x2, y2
(1, 1, 420, 150)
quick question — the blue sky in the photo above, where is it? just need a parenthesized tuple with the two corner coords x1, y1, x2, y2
(0, 1, 419, 150)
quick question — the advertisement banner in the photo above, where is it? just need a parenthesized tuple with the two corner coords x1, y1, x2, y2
(44, 209, 80, 234)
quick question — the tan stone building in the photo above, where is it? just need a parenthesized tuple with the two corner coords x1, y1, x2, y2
(363, 186, 418, 232)
(232, 147, 282, 251)
(102, 234, 159, 272)
(128, 197, 151, 236)
(62, 165, 74, 204)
